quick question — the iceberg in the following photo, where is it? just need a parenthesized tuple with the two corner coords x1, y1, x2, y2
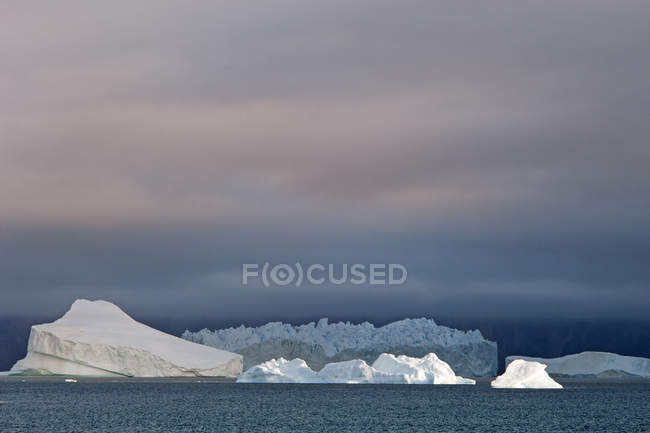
(236, 358, 323, 383)
(373, 353, 475, 384)
(237, 352, 476, 384)
(183, 317, 497, 377)
(505, 352, 650, 378)
(9, 299, 243, 377)
(491, 359, 563, 389)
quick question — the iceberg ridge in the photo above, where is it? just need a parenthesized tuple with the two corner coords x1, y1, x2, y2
(183, 317, 497, 377)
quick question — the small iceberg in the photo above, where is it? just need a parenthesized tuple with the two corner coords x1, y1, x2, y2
(237, 352, 476, 384)
(491, 359, 563, 389)
(64, 378, 77, 383)
(236, 358, 322, 383)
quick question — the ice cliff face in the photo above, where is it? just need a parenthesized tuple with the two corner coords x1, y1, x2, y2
(237, 352, 476, 384)
(183, 318, 497, 377)
(506, 352, 650, 378)
(10, 300, 243, 377)
(491, 359, 563, 389)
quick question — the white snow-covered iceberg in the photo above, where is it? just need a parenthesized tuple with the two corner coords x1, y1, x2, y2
(373, 353, 475, 385)
(505, 352, 650, 378)
(9, 299, 243, 377)
(235, 358, 323, 383)
(491, 359, 563, 389)
(237, 352, 476, 384)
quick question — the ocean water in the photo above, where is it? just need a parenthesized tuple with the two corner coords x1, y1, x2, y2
(0, 379, 648, 432)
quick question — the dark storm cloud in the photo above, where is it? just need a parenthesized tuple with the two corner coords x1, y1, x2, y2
(1, 0, 649, 319)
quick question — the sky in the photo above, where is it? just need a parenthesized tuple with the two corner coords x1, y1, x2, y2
(1, 0, 649, 322)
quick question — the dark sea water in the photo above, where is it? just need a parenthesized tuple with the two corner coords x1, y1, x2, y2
(0, 378, 648, 432)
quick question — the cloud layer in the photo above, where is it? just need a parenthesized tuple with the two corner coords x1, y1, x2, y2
(1, 1, 649, 319)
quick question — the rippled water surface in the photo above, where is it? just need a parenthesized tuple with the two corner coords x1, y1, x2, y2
(1, 379, 648, 432)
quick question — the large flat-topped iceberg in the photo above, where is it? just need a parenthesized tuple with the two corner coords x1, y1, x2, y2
(183, 317, 497, 377)
(237, 352, 476, 384)
(505, 352, 650, 378)
(491, 359, 563, 389)
(10, 299, 243, 377)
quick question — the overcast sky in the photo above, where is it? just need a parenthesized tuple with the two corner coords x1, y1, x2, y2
(1, 1, 649, 321)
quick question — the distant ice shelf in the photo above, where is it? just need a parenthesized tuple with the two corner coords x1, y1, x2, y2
(237, 352, 476, 384)
(491, 359, 563, 389)
(506, 352, 650, 378)
(10, 299, 243, 377)
(183, 317, 497, 377)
